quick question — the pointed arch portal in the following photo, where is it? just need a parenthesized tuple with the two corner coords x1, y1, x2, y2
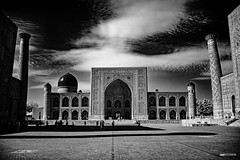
(104, 79, 132, 119)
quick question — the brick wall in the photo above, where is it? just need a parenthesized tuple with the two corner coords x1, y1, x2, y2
(221, 73, 235, 117)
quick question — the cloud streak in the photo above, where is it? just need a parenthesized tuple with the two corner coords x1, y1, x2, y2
(11, 0, 234, 92)
(57, 0, 209, 73)
(96, 0, 185, 40)
(55, 46, 209, 72)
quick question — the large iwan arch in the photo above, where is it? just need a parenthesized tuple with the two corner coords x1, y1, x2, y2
(104, 79, 132, 119)
(90, 67, 148, 120)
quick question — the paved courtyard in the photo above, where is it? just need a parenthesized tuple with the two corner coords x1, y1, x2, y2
(0, 123, 239, 160)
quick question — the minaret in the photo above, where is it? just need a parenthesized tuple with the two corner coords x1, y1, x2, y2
(187, 82, 196, 119)
(205, 34, 223, 119)
(18, 33, 31, 122)
(155, 89, 159, 119)
(43, 83, 51, 120)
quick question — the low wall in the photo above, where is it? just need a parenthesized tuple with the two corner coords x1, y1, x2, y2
(140, 120, 181, 124)
(43, 120, 100, 126)
(182, 118, 227, 126)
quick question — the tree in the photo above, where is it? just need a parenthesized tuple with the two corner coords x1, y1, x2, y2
(26, 101, 39, 113)
(196, 99, 213, 116)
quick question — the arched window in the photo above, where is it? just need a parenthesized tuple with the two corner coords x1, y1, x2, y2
(38, 112, 41, 119)
(170, 110, 176, 119)
(115, 100, 121, 108)
(53, 97, 59, 107)
(115, 111, 121, 119)
(62, 97, 69, 107)
(72, 110, 78, 120)
(72, 97, 79, 107)
(149, 110, 156, 120)
(107, 100, 112, 107)
(53, 111, 59, 119)
(180, 110, 186, 119)
(169, 96, 176, 106)
(82, 97, 89, 107)
(106, 111, 112, 119)
(149, 97, 156, 106)
(179, 96, 186, 106)
(81, 110, 88, 120)
(159, 97, 165, 106)
(160, 110, 166, 119)
(232, 95, 235, 114)
(62, 110, 68, 120)
(125, 111, 130, 119)
(125, 100, 130, 107)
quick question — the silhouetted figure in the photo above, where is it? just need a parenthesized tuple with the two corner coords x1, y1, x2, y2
(55, 120, 58, 126)
(59, 120, 63, 127)
(46, 121, 48, 126)
(16, 120, 20, 132)
(100, 120, 105, 130)
(66, 120, 68, 126)
(138, 121, 141, 128)
(96, 121, 99, 126)
(36, 121, 39, 127)
(100, 121, 103, 130)
(84, 121, 86, 126)
(112, 121, 115, 128)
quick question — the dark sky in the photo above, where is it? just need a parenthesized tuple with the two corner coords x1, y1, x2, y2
(1, 0, 239, 106)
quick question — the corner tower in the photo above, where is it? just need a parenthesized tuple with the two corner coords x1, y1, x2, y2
(18, 33, 31, 122)
(43, 83, 51, 120)
(205, 34, 223, 119)
(187, 82, 196, 119)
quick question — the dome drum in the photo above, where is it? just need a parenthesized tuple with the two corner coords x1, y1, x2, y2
(58, 86, 77, 93)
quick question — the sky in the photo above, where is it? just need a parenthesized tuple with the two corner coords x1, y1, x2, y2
(1, 0, 239, 107)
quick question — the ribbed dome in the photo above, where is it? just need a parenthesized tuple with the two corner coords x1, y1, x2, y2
(58, 73, 78, 87)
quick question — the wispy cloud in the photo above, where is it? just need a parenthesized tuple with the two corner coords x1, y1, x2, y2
(56, 0, 212, 73)
(96, 0, 185, 40)
(29, 73, 90, 92)
(55, 46, 209, 72)
(12, 0, 233, 91)
(12, 18, 43, 46)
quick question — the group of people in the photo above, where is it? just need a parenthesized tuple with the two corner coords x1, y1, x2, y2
(55, 120, 63, 127)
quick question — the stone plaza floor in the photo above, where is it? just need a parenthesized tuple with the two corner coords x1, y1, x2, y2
(0, 123, 239, 160)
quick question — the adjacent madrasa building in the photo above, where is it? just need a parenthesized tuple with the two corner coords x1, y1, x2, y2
(43, 4, 240, 122)
(205, 5, 240, 119)
(43, 67, 196, 121)
(0, 11, 31, 129)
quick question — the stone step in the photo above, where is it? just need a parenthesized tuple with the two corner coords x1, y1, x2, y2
(229, 119, 240, 127)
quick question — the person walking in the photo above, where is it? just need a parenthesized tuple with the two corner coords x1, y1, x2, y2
(112, 120, 115, 129)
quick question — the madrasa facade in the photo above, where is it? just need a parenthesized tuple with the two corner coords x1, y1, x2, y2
(43, 67, 196, 121)
(205, 5, 240, 119)
(43, 4, 240, 122)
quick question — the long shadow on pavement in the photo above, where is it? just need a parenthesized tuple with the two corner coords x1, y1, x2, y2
(0, 125, 161, 135)
(0, 131, 217, 139)
(26, 125, 163, 132)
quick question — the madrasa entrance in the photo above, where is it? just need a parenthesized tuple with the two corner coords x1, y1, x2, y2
(89, 67, 148, 120)
(104, 79, 131, 119)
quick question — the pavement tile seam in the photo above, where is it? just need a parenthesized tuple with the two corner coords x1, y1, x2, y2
(163, 137, 226, 159)
(1, 125, 240, 160)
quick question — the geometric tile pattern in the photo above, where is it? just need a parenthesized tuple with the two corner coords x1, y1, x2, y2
(205, 34, 224, 119)
(228, 5, 240, 117)
(90, 67, 148, 120)
(187, 83, 196, 119)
